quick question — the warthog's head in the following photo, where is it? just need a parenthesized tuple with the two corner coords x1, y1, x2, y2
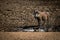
(33, 10, 40, 18)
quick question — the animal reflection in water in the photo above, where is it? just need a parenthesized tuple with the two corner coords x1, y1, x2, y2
(23, 27, 45, 32)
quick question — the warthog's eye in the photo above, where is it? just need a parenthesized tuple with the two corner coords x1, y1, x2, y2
(35, 12, 39, 14)
(35, 12, 38, 13)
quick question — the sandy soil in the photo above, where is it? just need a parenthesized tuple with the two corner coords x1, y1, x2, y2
(0, 32, 60, 40)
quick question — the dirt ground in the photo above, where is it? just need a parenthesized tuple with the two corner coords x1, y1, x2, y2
(0, 32, 60, 40)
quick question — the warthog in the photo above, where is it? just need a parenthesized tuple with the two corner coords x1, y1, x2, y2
(33, 9, 50, 32)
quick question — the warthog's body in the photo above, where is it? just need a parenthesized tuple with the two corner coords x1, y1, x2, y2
(33, 10, 50, 31)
